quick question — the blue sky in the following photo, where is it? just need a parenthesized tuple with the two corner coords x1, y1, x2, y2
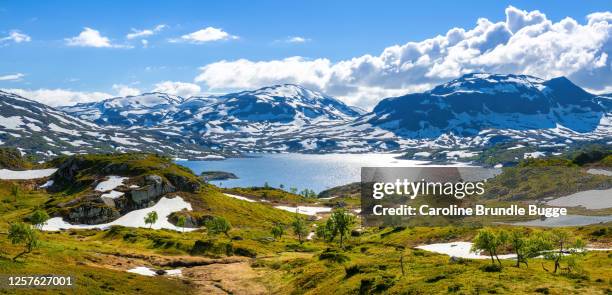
(1, 1, 611, 108)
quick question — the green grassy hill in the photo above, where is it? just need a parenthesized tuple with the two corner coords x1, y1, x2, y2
(0, 152, 610, 294)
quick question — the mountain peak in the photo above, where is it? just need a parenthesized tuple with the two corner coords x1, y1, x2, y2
(429, 72, 547, 97)
(247, 83, 328, 102)
(369, 74, 606, 136)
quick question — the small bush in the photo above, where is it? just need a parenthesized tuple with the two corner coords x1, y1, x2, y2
(358, 276, 395, 294)
(123, 231, 138, 243)
(234, 247, 257, 258)
(448, 283, 462, 292)
(345, 264, 377, 278)
(591, 228, 608, 237)
(190, 240, 214, 255)
(425, 274, 447, 283)
(319, 249, 350, 263)
(482, 264, 502, 272)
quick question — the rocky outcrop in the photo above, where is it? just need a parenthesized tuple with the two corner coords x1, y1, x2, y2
(164, 173, 200, 192)
(62, 202, 121, 225)
(168, 212, 202, 228)
(57, 174, 177, 224)
(128, 175, 175, 208)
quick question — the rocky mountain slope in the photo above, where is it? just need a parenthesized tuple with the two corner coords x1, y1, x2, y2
(364, 73, 608, 137)
(0, 90, 227, 160)
(62, 92, 183, 127)
(2, 74, 610, 159)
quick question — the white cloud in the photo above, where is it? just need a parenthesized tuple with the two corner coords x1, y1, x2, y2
(65, 27, 127, 48)
(0, 30, 31, 43)
(286, 36, 310, 43)
(112, 84, 141, 96)
(171, 27, 238, 43)
(195, 6, 612, 109)
(141, 39, 149, 48)
(126, 24, 166, 39)
(1, 88, 111, 106)
(152, 81, 201, 97)
(0, 73, 25, 81)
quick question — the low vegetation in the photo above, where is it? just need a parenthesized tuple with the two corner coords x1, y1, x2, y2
(223, 186, 316, 203)
(0, 147, 32, 169)
(0, 151, 609, 294)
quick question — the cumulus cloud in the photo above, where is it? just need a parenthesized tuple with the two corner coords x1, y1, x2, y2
(171, 27, 238, 43)
(152, 81, 201, 97)
(126, 24, 166, 39)
(0, 73, 25, 81)
(0, 30, 31, 44)
(1, 88, 112, 106)
(112, 84, 141, 96)
(286, 36, 310, 43)
(195, 6, 612, 109)
(65, 27, 128, 48)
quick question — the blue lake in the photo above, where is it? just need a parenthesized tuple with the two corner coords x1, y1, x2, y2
(178, 153, 499, 193)
(178, 153, 434, 192)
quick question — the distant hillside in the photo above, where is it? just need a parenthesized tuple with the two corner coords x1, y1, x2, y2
(0, 90, 227, 160)
(0, 147, 30, 169)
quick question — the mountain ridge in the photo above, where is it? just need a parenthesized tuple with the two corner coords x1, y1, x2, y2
(2, 73, 610, 159)
(0, 90, 228, 160)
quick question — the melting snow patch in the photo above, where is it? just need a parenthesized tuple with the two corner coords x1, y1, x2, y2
(416, 242, 516, 260)
(523, 151, 545, 159)
(39, 180, 54, 188)
(127, 266, 156, 276)
(95, 176, 128, 192)
(42, 196, 195, 232)
(224, 193, 256, 202)
(587, 169, 612, 176)
(0, 168, 57, 180)
(546, 189, 612, 210)
(127, 266, 182, 277)
(200, 155, 225, 160)
(446, 150, 478, 158)
(274, 205, 332, 215)
(101, 190, 125, 199)
(110, 136, 139, 146)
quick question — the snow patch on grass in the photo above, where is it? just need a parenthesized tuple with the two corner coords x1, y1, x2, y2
(42, 196, 194, 231)
(95, 176, 128, 192)
(0, 168, 57, 180)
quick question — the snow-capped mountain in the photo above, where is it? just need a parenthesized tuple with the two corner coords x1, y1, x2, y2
(0, 90, 227, 160)
(363, 73, 608, 137)
(61, 84, 364, 152)
(175, 84, 359, 123)
(62, 92, 184, 127)
(5, 74, 610, 159)
(63, 84, 360, 127)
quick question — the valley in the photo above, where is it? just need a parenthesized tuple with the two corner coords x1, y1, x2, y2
(0, 147, 609, 294)
(1, 74, 610, 166)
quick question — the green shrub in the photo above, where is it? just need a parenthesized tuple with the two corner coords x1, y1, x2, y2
(318, 249, 350, 263)
(234, 247, 257, 258)
(482, 264, 502, 272)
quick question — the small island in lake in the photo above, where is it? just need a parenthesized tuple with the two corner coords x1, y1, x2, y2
(200, 171, 239, 181)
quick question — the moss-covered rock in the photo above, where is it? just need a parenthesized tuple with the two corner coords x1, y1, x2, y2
(59, 200, 121, 224)
(49, 153, 201, 192)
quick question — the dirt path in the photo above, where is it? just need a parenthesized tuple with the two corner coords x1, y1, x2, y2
(83, 252, 270, 294)
(182, 261, 268, 295)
